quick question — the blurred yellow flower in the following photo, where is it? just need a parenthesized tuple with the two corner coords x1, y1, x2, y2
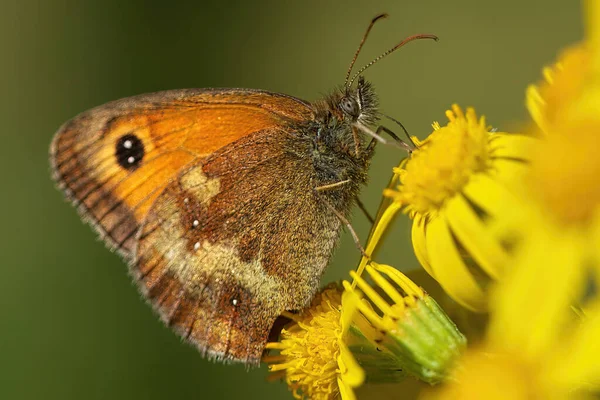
(424, 242, 600, 400)
(526, 44, 590, 136)
(386, 105, 536, 311)
(503, 0, 600, 296)
(424, 1, 600, 398)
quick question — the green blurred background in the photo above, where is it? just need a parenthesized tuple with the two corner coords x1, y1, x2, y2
(2, 1, 581, 399)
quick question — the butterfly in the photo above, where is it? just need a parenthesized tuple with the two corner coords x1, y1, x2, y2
(50, 13, 436, 365)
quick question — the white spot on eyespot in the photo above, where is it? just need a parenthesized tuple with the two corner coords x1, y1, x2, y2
(232, 299, 238, 306)
(193, 242, 200, 251)
(183, 198, 189, 204)
(193, 220, 199, 227)
(127, 156, 135, 164)
(123, 139, 132, 149)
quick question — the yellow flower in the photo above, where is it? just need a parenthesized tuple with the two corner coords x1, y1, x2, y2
(265, 285, 365, 400)
(343, 262, 466, 384)
(265, 267, 465, 399)
(386, 105, 536, 311)
(265, 188, 467, 399)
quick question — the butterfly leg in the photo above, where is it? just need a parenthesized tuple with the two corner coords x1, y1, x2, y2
(315, 180, 374, 225)
(351, 125, 361, 157)
(355, 196, 375, 224)
(315, 179, 351, 192)
(320, 195, 368, 258)
(365, 137, 378, 155)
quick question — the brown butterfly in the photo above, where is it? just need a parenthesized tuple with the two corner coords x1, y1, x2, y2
(50, 14, 436, 364)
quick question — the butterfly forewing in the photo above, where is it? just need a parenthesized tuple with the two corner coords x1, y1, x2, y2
(50, 89, 314, 258)
(51, 88, 347, 363)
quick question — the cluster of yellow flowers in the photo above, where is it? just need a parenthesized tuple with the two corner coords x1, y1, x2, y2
(266, 1, 600, 399)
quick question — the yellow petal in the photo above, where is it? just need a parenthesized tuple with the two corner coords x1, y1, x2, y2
(364, 264, 408, 305)
(425, 214, 486, 311)
(412, 215, 435, 277)
(545, 300, 600, 392)
(526, 84, 548, 134)
(444, 194, 509, 280)
(593, 214, 600, 286)
(338, 343, 366, 388)
(338, 377, 356, 400)
(367, 201, 402, 256)
(488, 228, 587, 360)
(374, 263, 424, 298)
(356, 201, 402, 279)
(586, 0, 600, 73)
(462, 173, 523, 223)
(489, 158, 529, 186)
(489, 133, 537, 160)
(350, 270, 397, 317)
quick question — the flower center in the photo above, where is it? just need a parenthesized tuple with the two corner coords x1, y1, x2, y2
(397, 105, 491, 216)
(266, 287, 343, 400)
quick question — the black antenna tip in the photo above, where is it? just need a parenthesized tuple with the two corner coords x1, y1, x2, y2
(372, 13, 389, 23)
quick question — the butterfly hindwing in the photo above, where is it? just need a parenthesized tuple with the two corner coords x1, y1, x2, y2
(133, 127, 344, 363)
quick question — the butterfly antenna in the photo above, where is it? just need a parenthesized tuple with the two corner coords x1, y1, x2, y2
(344, 13, 389, 88)
(348, 33, 439, 87)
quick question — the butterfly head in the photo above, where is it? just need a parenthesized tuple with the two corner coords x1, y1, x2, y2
(317, 14, 437, 153)
(315, 76, 379, 128)
(338, 76, 378, 126)
(311, 79, 379, 164)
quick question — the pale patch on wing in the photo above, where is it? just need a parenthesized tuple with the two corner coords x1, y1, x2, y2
(182, 240, 282, 300)
(179, 167, 221, 206)
(133, 177, 287, 363)
(136, 181, 283, 306)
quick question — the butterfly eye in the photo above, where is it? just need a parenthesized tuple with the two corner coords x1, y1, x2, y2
(339, 96, 359, 118)
(115, 133, 144, 170)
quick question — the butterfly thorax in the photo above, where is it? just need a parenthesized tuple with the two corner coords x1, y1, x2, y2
(301, 77, 379, 213)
